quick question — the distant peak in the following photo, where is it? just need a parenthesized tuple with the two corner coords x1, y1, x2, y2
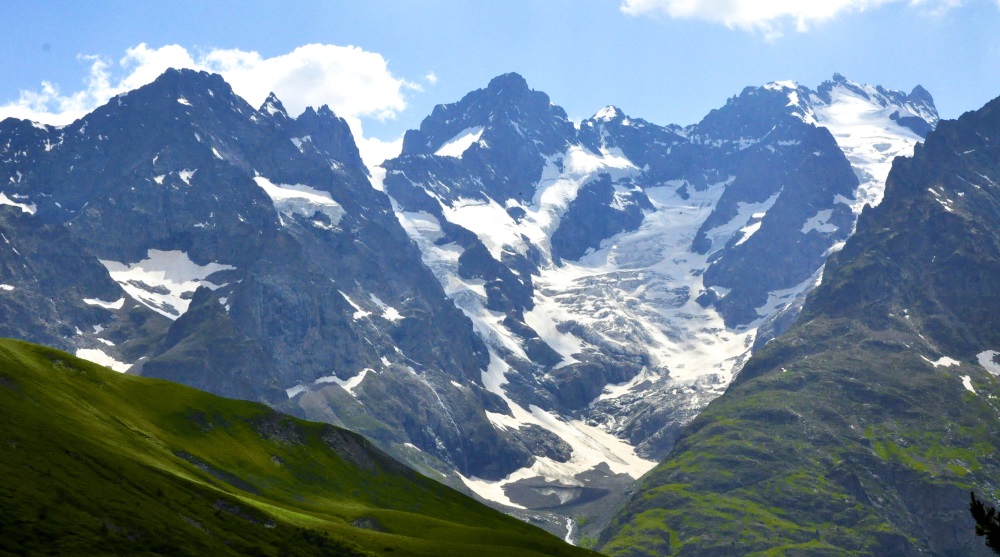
(831, 72, 848, 83)
(316, 105, 338, 118)
(260, 93, 288, 118)
(487, 72, 530, 93)
(593, 105, 625, 122)
(908, 84, 935, 107)
(126, 68, 239, 110)
(763, 80, 799, 92)
(298, 105, 341, 122)
(162, 67, 199, 78)
(150, 67, 226, 90)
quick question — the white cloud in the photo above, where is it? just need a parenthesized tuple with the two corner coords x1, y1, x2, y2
(0, 43, 413, 170)
(910, 0, 964, 16)
(425, 71, 438, 85)
(350, 121, 404, 168)
(620, 0, 967, 38)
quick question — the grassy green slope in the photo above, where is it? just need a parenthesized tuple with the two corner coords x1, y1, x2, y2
(598, 95, 1000, 556)
(0, 338, 598, 557)
(598, 317, 1000, 556)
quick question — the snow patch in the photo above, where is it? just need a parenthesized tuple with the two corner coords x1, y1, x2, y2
(83, 297, 125, 310)
(734, 220, 763, 247)
(457, 352, 657, 508)
(435, 127, 484, 158)
(178, 169, 196, 186)
(0, 284, 13, 291)
(440, 146, 638, 262)
(254, 176, 344, 228)
(286, 384, 308, 398)
(801, 209, 838, 234)
(962, 375, 976, 394)
(338, 290, 371, 320)
(315, 368, 371, 396)
(368, 166, 387, 192)
(755, 267, 824, 318)
(75, 348, 130, 373)
(459, 475, 526, 509)
(594, 106, 622, 121)
(394, 206, 526, 359)
(704, 189, 778, 253)
(0, 192, 36, 214)
(978, 351, 1000, 376)
(290, 136, 312, 153)
(921, 355, 960, 368)
(100, 250, 234, 319)
(368, 294, 404, 322)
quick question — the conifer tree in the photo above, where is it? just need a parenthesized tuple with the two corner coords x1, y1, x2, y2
(971, 492, 1000, 555)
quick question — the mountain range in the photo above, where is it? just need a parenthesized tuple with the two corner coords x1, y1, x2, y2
(3, 65, 985, 553)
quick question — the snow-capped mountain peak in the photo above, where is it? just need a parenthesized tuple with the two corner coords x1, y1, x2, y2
(593, 105, 626, 122)
(260, 92, 289, 118)
(793, 74, 939, 211)
(763, 79, 800, 92)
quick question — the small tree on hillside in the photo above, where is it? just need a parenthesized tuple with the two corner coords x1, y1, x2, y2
(971, 492, 1000, 555)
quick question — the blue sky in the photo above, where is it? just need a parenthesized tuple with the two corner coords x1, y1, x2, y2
(2, 1, 999, 164)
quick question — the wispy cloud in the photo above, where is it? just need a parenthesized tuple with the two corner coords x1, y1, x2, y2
(910, 0, 964, 16)
(621, 0, 968, 39)
(425, 71, 438, 85)
(0, 43, 415, 166)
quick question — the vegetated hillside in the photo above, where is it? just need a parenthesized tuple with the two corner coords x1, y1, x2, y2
(0, 338, 597, 557)
(597, 95, 1000, 556)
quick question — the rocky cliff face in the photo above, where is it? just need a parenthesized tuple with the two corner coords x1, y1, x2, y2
(0, 69, 538, 482)
(598, 93, 1000, 557)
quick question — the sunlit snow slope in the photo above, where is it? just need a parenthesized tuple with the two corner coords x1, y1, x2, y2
(780, 73, 938, 212)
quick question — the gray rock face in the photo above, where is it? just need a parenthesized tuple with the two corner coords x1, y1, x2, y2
(0, 68, 535, 480)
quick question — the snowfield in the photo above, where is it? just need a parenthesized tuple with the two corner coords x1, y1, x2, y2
(100, 249, 234, 319)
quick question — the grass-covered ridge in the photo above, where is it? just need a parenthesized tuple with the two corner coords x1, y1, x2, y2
(0, 338, 597, 557)
(597, 89, 1000, 557)
(597, 316, 1000, 556)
